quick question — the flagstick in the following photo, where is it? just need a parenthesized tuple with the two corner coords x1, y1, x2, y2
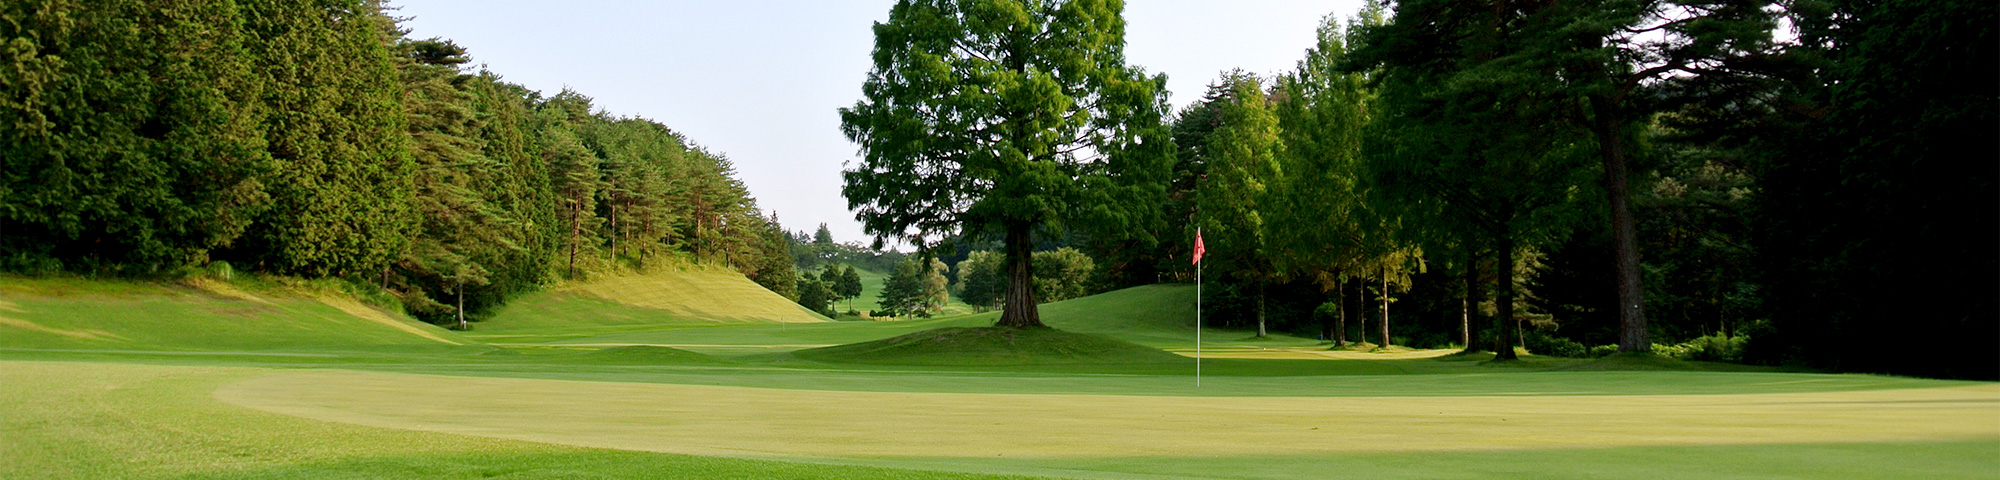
(1196, 229, 1202, 388)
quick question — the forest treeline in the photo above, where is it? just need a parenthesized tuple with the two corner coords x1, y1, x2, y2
(0, 0, 796, 324)
(840, 0, 1993, 380)
(1088, 0, 1996, 379)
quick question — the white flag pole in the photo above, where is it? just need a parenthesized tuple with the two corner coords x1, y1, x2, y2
(1196, 228, 1202, 388)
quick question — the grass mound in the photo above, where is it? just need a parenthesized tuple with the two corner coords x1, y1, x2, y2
(0, 275, 472, 351)
(478, 265, 826, 334)
(795, 326, 1187, 366)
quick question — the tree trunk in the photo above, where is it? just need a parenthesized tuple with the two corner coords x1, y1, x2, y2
(1319, 290, 1334, 343)
(1380, 269, 1391, 348)
(1355, 281, 1368, 346)
(1256, 282, 1267, 338)
(455, 278, 466, 330)
(1472, 244, 1488, 352)
(1462, 245, 1481, 352)
(609, 201, 618, 263)
(995, 219, 1043, 328)
(1592, 95, 1650, 353)
(1334, 279, 1348, 347)
(1494, 230, 1519, 360)
(567, 197, 580, 278)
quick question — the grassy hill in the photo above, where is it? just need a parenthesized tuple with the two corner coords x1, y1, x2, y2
(474, 264, 828, 336)
(0, 275, 471, 351)
(953, 283, 1323, 349)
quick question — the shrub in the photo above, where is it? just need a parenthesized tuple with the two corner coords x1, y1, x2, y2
(1523, 332, 1591, 358)
(1655, 334, 1748, 363)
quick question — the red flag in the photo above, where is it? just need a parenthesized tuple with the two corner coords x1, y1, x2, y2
(1192, 229, 1205, 265)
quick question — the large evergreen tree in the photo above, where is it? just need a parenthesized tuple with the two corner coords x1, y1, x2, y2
(1195, 72, 1283, 338)
(840, 0, 1172, 329)
(1355, 0, 1600, 358)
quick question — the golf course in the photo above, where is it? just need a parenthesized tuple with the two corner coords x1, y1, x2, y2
(4, 271, 1994, 479)
(4, 0, 1995, 478)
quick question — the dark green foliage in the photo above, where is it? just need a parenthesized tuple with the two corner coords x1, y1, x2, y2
(0, 2, 794, 328)
(750, 213, 799, 301)
(954, 250, 1004, 309)
(840, 0, 1173, 328)
(796, 274, 836, 318)
(833, 264, 863, 311)
(956, 248, 1096, 310)
(876, 256, 946, 318)
(228, 0, 414, 278)
(1750, 0, 1998, 379)
(1, 0, 269, 272)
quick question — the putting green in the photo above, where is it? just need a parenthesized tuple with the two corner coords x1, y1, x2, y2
(217, 369, 2000, 459)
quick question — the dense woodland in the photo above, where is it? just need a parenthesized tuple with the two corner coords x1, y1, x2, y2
(0, 0, 797, 324)
(841, 0, 1994, 379)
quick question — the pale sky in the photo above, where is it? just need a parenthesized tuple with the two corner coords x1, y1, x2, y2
(391, 0, 1364, 247)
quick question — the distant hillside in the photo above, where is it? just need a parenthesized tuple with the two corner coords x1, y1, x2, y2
(478, 265, 828, 333)
(0, 276, 470, 351)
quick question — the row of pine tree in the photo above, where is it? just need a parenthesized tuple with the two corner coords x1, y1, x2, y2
(0, 0, 796, 324)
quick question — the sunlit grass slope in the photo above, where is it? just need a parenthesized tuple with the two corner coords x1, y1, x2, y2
(0, 275, 470, 351)
(477, 264, 827, 335)
(955, 284, 1323, 349)
(529, 283, 1311, 352)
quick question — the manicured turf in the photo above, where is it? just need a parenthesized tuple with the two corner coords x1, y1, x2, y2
(5, 276, 1997, 479)
(795, 326, 1189, 365)
(219, 369, 2000, 460)
(0, 361, 1037, 480)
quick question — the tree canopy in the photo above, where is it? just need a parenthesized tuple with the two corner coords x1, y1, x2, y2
(841, 0, 1172, 328)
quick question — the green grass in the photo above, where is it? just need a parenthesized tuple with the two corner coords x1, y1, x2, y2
(795, 326, 1187, 366)
(519, 284, 1313, 354)
(475, 264, 827, 336)
(5, 275, 1997, 479)
(0, 361, 1039, 480)
(0, 275, 473, 351)
(818, 263, 978, 318)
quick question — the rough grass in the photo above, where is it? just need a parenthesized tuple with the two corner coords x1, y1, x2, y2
(0, 275, 472, 351)
(795, 326, 1186, 366)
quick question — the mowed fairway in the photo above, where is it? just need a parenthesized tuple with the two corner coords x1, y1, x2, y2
(5, 278, 1998, 479)
(218, 369, 2000, 458)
